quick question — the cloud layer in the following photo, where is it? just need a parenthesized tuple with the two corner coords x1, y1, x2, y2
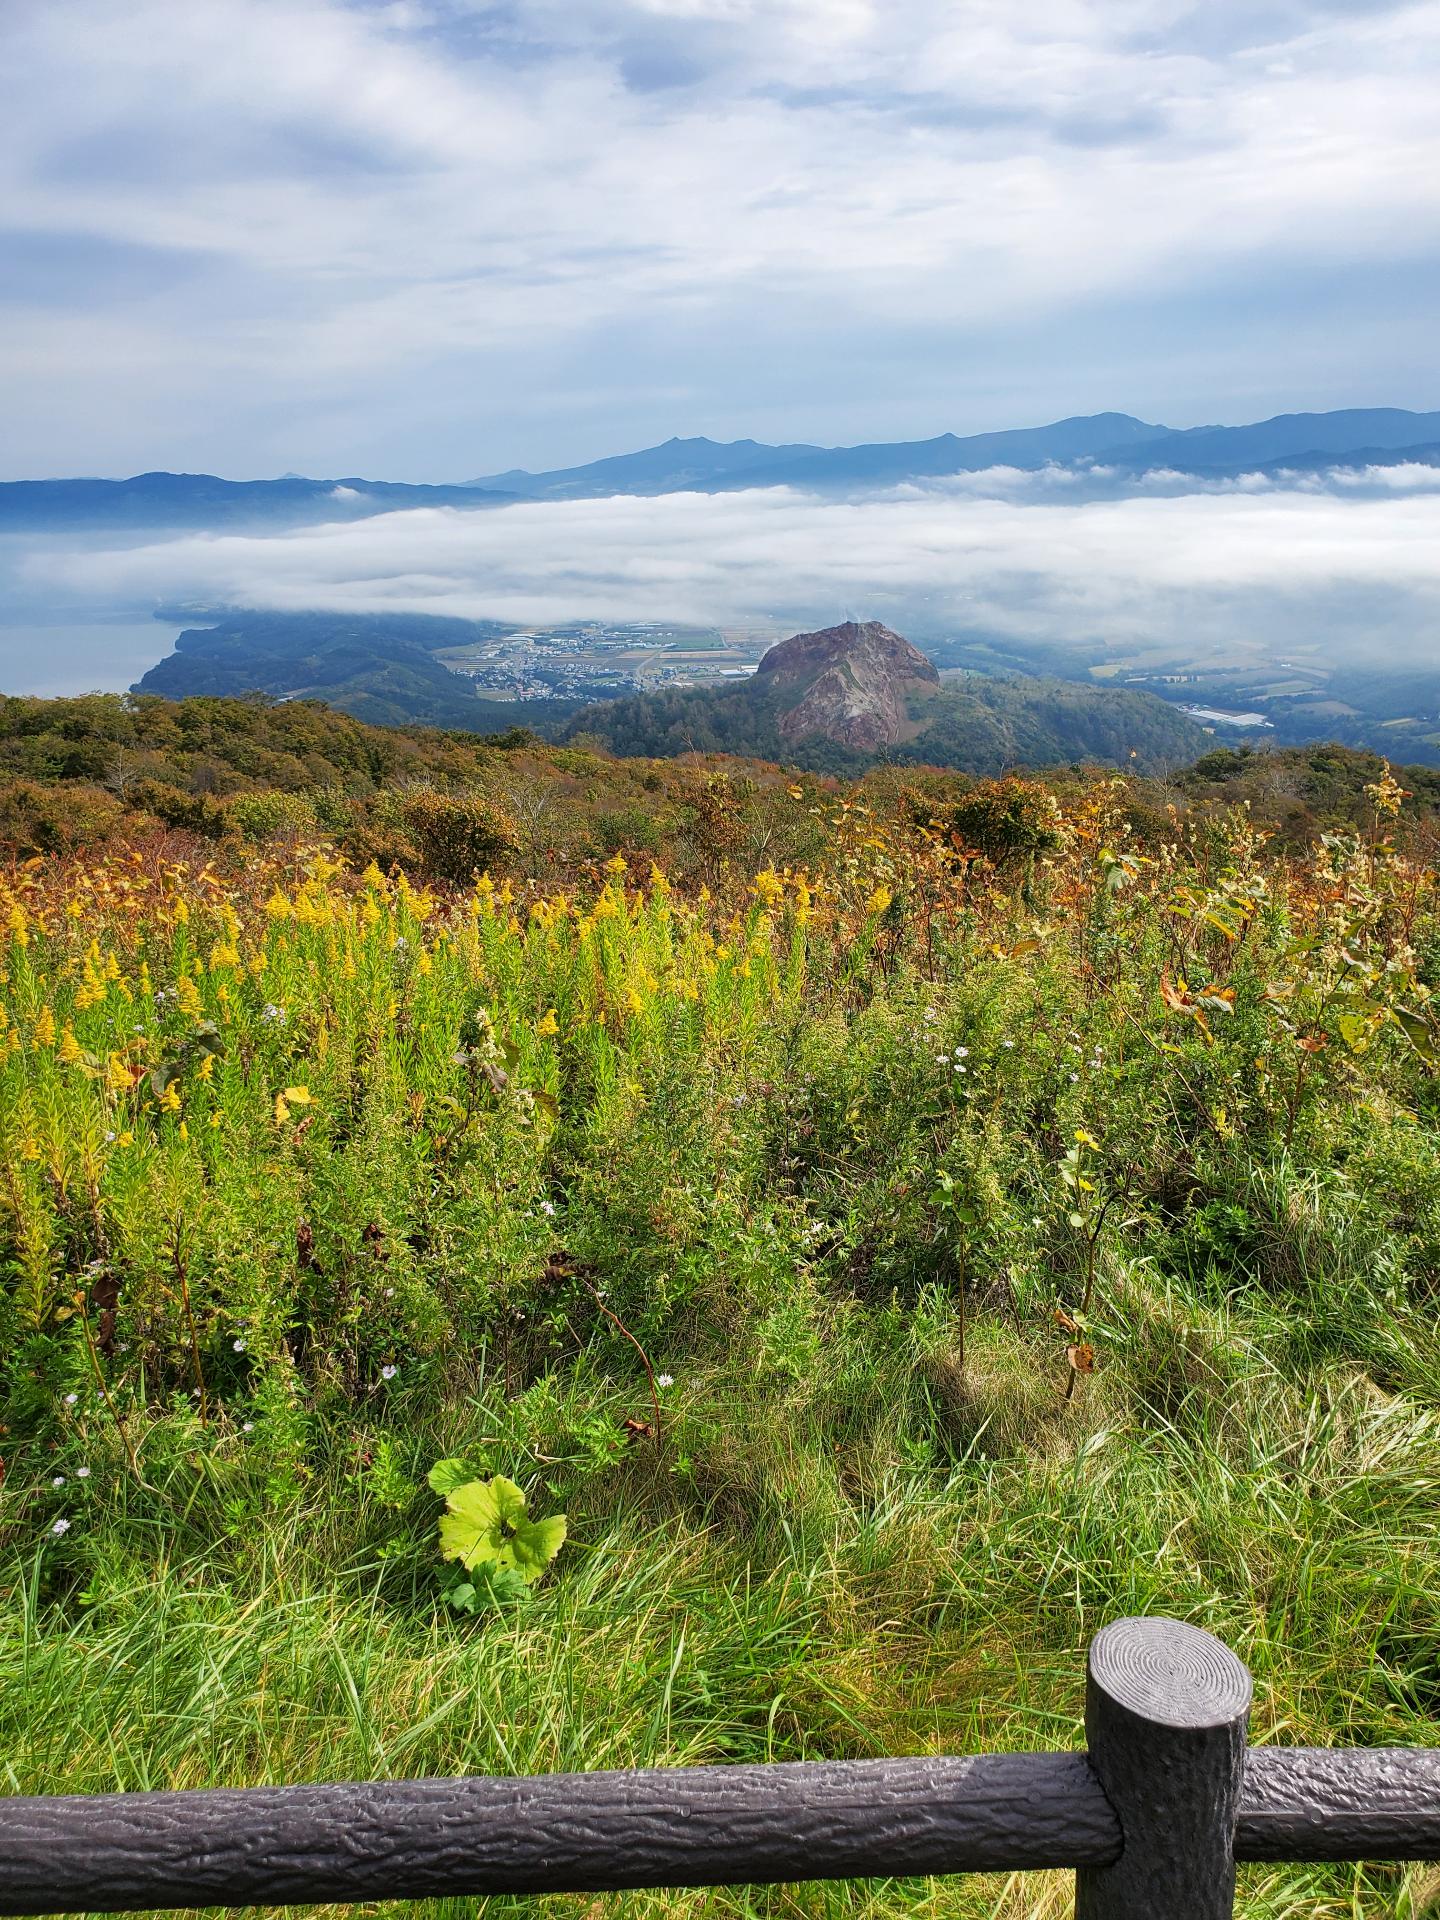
(3, 0, 1440, 476)
(27, 470, 1440, 669)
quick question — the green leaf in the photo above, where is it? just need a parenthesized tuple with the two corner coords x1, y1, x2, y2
(509, 1511, 567, 1583)
(1392, 1006, 1440, 1063)
(1335, 1011, 1370, 1052)
(427, 1458, 476, 1495)
(438, 1474, 567, 1586)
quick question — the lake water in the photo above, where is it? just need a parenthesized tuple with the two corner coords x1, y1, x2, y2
(0, 622, 181, 698)
(1180, 704, 1272, 728)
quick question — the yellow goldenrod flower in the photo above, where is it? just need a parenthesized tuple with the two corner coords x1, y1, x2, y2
(57, 1025, 85, 1067)
(176, 978, 203, 1017)
(33, 1006, 56, 1048)
(197, 1053, 215, 1082)
(159, 1084, 182, 1112)
(865, 884, 893, 916)
(537, 1008, 559, 1036)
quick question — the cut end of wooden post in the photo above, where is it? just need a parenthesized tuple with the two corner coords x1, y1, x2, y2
(1076, 1618, 1252, 1919)
(1088, 1617, 1253, 1731)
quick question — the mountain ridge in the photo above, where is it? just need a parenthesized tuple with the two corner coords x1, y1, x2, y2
(7, 408, 1440, 528)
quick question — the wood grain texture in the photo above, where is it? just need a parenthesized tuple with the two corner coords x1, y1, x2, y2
(0, 1752, 1120, 1915)
(1075, 1616, 1252, 1920)
(1238, 1748, 1440, 1860)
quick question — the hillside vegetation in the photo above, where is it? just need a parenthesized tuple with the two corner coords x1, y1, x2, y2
(5, 691, 1440, 872)
(2, 729, 1440, 1918)
(134, 612, 548, 732)
(566, 658, 1207, 776)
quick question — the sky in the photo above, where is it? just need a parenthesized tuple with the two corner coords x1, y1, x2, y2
(4, 0, 1440, 481)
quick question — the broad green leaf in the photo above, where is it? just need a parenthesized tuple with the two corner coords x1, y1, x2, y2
(509, 1511, 567, 1583)
(1335, 1012, 1370, 1052)
(427, 1458, 476, 1495)
(439, 1474, 567, 1586)
(1392, 1006, 1440, 1063)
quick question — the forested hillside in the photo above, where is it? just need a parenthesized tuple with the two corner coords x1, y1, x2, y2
(4, 692, 1440, 870)
(566, 671, 1206, 775)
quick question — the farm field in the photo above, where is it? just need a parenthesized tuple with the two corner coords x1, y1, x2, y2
(3, 767, 1440, 1919)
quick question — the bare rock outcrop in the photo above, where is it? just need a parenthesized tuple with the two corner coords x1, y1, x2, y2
(755, 620, 939, 749)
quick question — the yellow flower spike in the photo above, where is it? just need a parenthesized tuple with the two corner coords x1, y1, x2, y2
(116, 1130, 135, 1148)
(66, 899, 83, 921)
(7, 904, 28, 947)
(178, 1120, 189, 1142)
(33, 1006, 56, 1048)
(197, 1053, 215, 1082)
(176, 978, 204, 1017)
(57, 1025, 85, 1067)
(865, 884, 893, 916)
(159, 1084, 182, 1112)
(605, 853, 628, 876)
(209, 1112, 222, 1129)
(536, 1008, 559, 1037)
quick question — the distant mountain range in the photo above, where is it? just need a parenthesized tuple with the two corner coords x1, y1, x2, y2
(0, 472, 514, 530)
(4, 407, 1439, 530)
(475, 407, 1440, 498)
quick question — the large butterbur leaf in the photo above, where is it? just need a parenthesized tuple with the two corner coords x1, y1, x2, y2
(438, 1473, 567, 1586)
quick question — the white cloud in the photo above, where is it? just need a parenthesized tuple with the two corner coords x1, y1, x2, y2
(2, 0, 1439, 473)
(29, 474, 1440, 665)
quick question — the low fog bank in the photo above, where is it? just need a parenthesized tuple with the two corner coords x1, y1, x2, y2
(6, 469, 1440, 694)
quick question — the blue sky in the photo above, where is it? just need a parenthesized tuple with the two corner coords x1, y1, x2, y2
(3, 0, 1440, 480)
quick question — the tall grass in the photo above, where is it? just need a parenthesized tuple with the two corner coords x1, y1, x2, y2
(2, 777, 1439, 1917)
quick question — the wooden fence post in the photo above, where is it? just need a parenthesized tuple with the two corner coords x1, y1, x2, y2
(1075, 1616, 1252, 1919)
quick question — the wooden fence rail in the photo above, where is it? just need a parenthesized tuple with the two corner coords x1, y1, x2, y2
(2, 1618, 1437, 1917)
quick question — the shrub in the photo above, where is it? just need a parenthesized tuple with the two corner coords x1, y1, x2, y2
(0, 779, 125, 857)
(229, 789, 321, 842)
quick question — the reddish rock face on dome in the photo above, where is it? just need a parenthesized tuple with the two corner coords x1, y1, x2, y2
(755, 621, 940, 750)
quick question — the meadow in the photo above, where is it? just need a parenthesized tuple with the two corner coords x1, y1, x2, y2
(2, 765, 1440, 1920)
